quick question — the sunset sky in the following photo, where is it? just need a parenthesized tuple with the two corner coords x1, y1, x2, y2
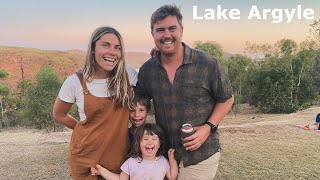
(1, 0, 319, 54)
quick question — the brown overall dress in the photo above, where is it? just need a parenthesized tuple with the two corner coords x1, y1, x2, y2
(68, 73, 129, 179)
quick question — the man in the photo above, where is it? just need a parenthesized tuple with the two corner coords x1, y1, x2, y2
(135, 4, 234, 179)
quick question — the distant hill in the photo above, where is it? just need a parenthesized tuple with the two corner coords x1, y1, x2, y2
(0, 46, 150, 92)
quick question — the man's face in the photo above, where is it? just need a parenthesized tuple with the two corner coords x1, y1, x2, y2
(151, 15, 183, 57)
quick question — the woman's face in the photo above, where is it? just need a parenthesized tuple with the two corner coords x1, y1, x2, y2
(94, 33, 122, 76)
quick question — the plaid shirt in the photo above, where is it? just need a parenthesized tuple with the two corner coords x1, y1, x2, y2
(135, 43, 233, 166)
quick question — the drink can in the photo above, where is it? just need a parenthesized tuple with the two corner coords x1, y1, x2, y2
(181, 123, 194, 139)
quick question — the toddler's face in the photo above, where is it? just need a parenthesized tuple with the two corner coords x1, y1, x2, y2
(129, 103, 148, 128)
(140, 130, 160, 160)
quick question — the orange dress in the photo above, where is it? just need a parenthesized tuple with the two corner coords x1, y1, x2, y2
(68, 73, 129, 179)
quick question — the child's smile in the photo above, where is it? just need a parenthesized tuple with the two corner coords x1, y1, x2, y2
(140, 131, 160, 160)
(130, 103, 148, 128)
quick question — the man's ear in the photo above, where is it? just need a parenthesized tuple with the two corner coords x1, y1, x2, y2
(181, 25, 184, 35)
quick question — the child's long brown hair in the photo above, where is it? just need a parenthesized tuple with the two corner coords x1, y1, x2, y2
(130, 123, 166, 161)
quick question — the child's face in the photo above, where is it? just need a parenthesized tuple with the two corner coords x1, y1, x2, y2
(129, 103, 148, 128)
(140, 130, 160, 160)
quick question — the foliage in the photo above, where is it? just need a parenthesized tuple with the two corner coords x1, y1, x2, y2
(309, 18, 320, 48)
(194, 39, 318, 113)
(244, 41, 275, 58)
(21, 65, 62, 130)
(0, 85, 9, 97)
(225, 54, 254, 109)
(0, 69, 9, 96)
(0, 68, 10, 129)
(277, 39, 297, 56)
(194, 41, 224, 63)
(249, 40, 318, 113)
(250, 57, 297, 113)
(0, 68, 9, 79)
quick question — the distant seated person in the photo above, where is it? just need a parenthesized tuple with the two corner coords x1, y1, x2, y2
(297, 113, 320, 132)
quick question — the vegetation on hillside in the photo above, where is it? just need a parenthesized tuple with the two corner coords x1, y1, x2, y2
(195, 19, 320, 113)
(0, 68, 9, 130)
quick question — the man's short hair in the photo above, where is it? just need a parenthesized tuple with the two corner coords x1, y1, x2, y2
(150, 4, 183, 31)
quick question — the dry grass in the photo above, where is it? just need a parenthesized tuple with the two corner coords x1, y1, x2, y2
(216, 125, 320, 179)
(216, 105, 320, 180)
(0, 129, 71, 179)
(0, 105, 319, 179)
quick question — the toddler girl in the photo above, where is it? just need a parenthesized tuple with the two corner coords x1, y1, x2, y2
(91, 123, 178, 180)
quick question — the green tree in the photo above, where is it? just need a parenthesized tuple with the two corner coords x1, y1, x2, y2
(245, 41, 276, 59)
(277, 39, 298, 57)
(194, 41, 224, 63)
(291, 49, 317, 106)
(245, 38, 298, 59)
(249, 40, 318, 113)
(0, 69, 9, 79)
(308, 19, 320, 97)
(225, 54, 254, 111)
(0, 69, 9, 96)
(250, 57, 298, 113)
(0, 68, 9, 130)
(22, 65, 62, 130)
(310, 18, 320, 48)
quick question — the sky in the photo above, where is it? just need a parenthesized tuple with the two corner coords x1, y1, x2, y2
(0, 0, 320, 54)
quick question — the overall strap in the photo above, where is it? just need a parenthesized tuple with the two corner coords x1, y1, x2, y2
(75, 72, 89, 95)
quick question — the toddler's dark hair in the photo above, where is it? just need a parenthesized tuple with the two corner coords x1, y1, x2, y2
(132, 96, 151, 112)
(130, 123, 166, 161)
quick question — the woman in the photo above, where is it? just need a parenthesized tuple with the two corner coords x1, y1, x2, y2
(53, 26, 136, 179)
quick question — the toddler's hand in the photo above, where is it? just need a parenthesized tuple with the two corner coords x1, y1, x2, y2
(91, 165, 101, 176)
(168, 148, 175, 161)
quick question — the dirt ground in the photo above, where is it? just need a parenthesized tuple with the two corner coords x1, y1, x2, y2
(0, 105, 319, 179)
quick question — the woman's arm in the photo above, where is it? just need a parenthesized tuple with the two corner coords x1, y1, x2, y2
(166, 148, 178, 180)
(52, 97, 78, 129)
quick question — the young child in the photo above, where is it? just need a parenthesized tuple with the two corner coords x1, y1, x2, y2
(128, 97, 150, 145)
(91, 123, 178, 180)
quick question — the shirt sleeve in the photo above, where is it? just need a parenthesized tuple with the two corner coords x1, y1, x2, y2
(58, 74, 79, 103)
(120, 158, 131, 176)
(135, 65, 151, 100)
(210, 61, 233, 103)
(126, 64, 138, 86)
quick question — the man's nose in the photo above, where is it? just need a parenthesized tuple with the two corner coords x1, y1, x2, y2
(163, 29, 171, 37)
